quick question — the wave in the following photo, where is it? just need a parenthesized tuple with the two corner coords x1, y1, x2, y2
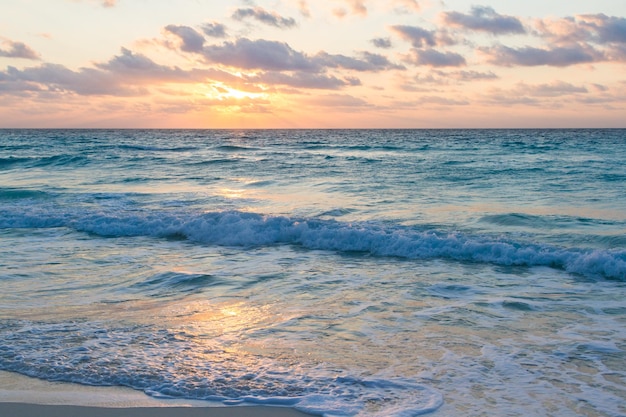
(243, 180, 276, 188)
(1, 209, 624, 280)
(214, 145, 259, 152)
(117, 144, 199, 152)
(0, 188, 49, 200)
(0, 154, 89, 169)
(130, 271, 222, 297)
(0, 319, 443, 416)
(190, 158, 242, 166)
(0, 156, 30, 169)
(479, 213, 621, 229)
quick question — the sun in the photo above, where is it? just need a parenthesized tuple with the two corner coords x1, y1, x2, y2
(203, 82, 266, 101)
(223, 87, 263, 100)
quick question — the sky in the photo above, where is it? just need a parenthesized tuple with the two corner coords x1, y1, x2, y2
(1, 0, 625, 128)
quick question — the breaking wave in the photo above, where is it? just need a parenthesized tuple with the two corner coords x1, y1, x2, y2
(2, 207, 624, 280)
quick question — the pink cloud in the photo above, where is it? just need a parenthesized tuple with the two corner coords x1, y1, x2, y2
(442, 6, 526, 35)
(0, 39, 40, 60)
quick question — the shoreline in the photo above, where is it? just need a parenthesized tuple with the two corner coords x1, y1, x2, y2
(0, 371, 313, 417)
(0, 403, 313, 417)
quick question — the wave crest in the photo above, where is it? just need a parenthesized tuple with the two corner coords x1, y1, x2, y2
(2, 208, 625, 280)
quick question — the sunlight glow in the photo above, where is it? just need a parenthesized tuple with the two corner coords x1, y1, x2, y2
(217, 188, 248, 199)
(1, 1, 625, 127)
(205, 83, 267, 101)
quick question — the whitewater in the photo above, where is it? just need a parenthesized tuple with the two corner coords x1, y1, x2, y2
(1, 129, 625, 416)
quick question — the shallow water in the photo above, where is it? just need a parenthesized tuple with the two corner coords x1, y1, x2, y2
(1, 129, 625, 416)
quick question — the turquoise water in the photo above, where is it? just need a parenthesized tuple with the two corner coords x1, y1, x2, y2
(1, 129, 625, 416)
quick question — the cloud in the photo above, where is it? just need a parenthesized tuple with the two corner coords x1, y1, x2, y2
(404, 48, 466, 67)
(415, 69, 498, 84)
(534, 16, 592, 45)
(401, 69, 497, 91)
(95, 48, 176, 79)
(333, 8, 347, 19)
(451, 70, 498, 81)
(168, 33, 401, 76)
(232, 7, 297, 29)
(99, 48, 239, 83)
(154, 93, 273, 115)
(78, 0, 117, 8)
(0, 76, 44, 94)
(0, 40, 40, 60)
(514, 81, 588, 97)
(164, 25, 205, 53)
(95, 48, 210, 82)
(360, 51, 405, 70)
(391, 25, 435, 47)
(246, 72, 357, 89)
(480, 91, 539, 106)
(332, 0, 368, 18)
(371, 37, 392, 49)
(442, 6, 526, 35)
(345, 0, 367, 17)
(586, 14, 626, 44)
(390, 25, 456, 47)
(532, 14, 626, 63)
(305, 93, 370, 108)
(536, 14, 626, 46)
(418, 96, 469, 105)
(201, 22, 228, 38)
(608, 43, 626, 61)
(2, 63, 136, 96)
(481, 81, 590, 107)
(592, 83, 608, 92)
(315, 51, 405, 71)
(298, 0, 311, 18)
(480, 44, 601, 67)
(452, 13, 626, 67)
(0, 48, 235, 97)
(391, 0, 420, 13)
(202, 38, 320, 72)
(393, 95, 469, 106)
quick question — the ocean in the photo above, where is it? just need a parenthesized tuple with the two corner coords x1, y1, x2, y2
(0, 129, 625, 416)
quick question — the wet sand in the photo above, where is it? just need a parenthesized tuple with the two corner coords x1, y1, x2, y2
(0, 371, 312, 417)
(0, 403, 312, 417)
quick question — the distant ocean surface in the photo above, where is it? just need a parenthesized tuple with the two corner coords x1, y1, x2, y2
(1, 129, 625, 416)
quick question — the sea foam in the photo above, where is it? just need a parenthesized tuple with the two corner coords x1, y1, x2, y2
(0, 319, 443, 417)
(2, 207, 624, 280)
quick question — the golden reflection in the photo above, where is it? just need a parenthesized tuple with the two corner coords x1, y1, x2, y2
(217, 187, 248, 199)
(170, 300, 284, 342)
(220, 307, 239, 317)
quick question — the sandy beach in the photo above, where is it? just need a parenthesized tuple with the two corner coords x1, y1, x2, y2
(0, 371, 312, 417)
(0, 403, 312, 417)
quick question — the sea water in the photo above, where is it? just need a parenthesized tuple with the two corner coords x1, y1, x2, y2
(0, 129, 625, 416)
